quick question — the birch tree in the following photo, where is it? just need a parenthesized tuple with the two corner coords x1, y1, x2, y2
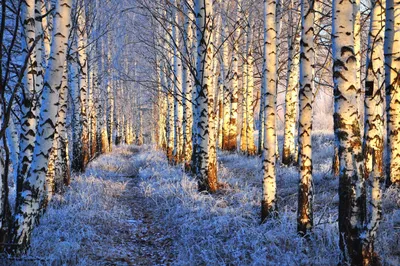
(182, 1, 194, 170)
(77, 3, 90, 168)
(240, 12, 256, 155)
(282, 0, 300, 166)
(12, 0, 72, 249)
(17, 0, 38, 197)
(193, 0, 218, 192)
(297, 0, 315, 235)
(225, 0, 241, 152)
(360, 0, 386, 262)
(385, 0, 400, 187)
(261, 0, 278, 221)
(332, 0, 366, 263)
(172, 0, 183, 163)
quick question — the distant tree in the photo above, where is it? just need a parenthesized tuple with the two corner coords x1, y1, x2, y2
(385, 0, 400, 187)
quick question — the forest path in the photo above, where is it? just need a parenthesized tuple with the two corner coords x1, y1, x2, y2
(90, 145, 174, 265)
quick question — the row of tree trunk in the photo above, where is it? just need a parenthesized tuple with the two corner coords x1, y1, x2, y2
(0, 0, 144, 253)
(151, 0, 400, 264)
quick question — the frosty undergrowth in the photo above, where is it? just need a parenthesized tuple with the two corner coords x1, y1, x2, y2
(137, 134, 400, 265)
(3, 138, 399, 265)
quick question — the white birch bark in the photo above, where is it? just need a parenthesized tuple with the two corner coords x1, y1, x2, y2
(13, 0, 72, 248)
(261, 0, 278, 221)
(221, 2, 230, 150)
(282, 0, 300, 166)
(17, 0, 38, 197)
(385, 0, 400, 186)
(194, 0, 217, 192)
(106, 35, 114, 152)
(172, 1, 183, 163)
(77, 5, 90, 168)
(226, 0, 242, 151)
(332, 0, 366, 263)
(242, 13, 256, 155)
(362, 0, 385, 262)
(297, 0, 315, 235)
(182, 1, 193, 170)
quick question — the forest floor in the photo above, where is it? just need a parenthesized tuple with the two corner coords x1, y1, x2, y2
(3, 145, 174, 266)
(3, 135, 400, 265)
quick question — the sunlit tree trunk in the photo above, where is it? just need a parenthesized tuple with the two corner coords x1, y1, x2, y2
(332, 0, 366, 264)
(158, 57, 168, 150)
(182, 1, 194, 170)
(77, 4, 90, 168)
(98, 39, 109, 154)
(361, 0, 386, 263)
(282, 0, 300, 166)
(297, 0, 315, 236)
(240, 13, 256, 155)
(88, 59, 97, 157)
(106, 37, 114, 152)
(12, 0, 72, 249)
(193, 0, 218, 192)
(385, 0, 400, 187)
(171, 1, 183, 163)
(261, 0, 278, 222)
(45, 64, 70, 201)
(226, 0, 242, 152)
(166, 83, 175, 163)
(221, 2, 231, 151)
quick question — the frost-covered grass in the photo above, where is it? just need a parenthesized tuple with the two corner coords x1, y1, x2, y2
(4, 145, 137, 266)
(137, 134, 400, 265)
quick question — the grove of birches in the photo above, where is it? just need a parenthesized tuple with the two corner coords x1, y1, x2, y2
(0, 0, 399, 265)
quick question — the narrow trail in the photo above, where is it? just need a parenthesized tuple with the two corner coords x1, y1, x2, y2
(3, 146, 174, 266)
(88, 146, 174, 265)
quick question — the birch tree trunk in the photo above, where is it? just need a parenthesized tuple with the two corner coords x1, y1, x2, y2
(361, 0, 386, 263)
(261, 0, 278, 221)
(171, 1, 183, 164)
(54, 65, 70, 192)
(12, 0, 72, 250)
(332, 0, 366, 263)
(194, 0, 218, 193)
(70, 38, 83, 172)
(221, 2, 231, 151)
(385, 0, 400, 187)
(77, 5, 90, 168)
(99, 39, 110, 154)
(226, 0, 242, 152)
(282, 0, 300, 166)
(106, 37, 114, 152)
(297, 0, 315, 236)
(17, 0, 38, 197)
(167, 84, 175, 163)
(182, 1, 194, 170)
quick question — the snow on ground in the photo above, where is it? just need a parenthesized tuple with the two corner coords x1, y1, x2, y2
(3, 136, 400, 265)
(3, 145, 172, 266)
(137, 133, 400, 265)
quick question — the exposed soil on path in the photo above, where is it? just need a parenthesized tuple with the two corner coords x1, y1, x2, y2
(88, 146, 175, 266)
(2, 146, 174, 266)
